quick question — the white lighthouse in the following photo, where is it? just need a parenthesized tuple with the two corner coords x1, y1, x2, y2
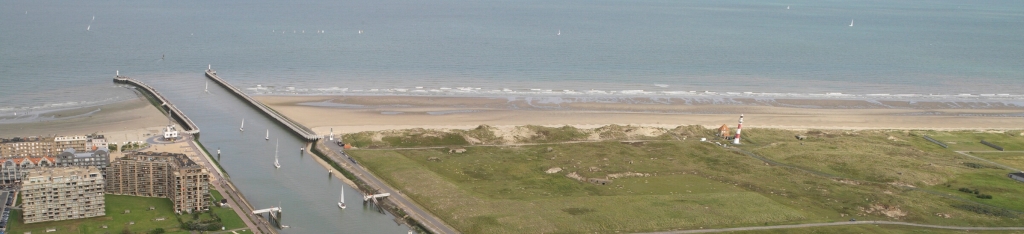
(733, 114, 743, 144)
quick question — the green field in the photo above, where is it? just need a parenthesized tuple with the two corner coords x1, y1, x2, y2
(971, 152, 1024, 170)
(8, 195, 186, 234)
(345, 126, 1024, 233)
(8, 191, 248, 234)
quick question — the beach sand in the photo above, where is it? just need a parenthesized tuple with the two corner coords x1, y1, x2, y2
(0, 96, 170, 143)
(253, 95, 1024, 134)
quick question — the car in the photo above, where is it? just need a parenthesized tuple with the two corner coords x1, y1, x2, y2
(849, 218, 856, 222)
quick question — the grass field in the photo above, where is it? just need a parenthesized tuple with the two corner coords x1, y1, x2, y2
(8, 190, 248, 234)
(971, 152, 1024, 170)
(8, 195, 187, 234)
(346, 126, 1024, 233)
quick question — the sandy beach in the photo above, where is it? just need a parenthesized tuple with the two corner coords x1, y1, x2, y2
(253, 95, 1024, 134)
(0, 95, 171, 143)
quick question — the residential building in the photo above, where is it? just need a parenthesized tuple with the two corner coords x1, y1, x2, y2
(0, 157, 55, 184)
(0, 137, 58, 158)
(20, 167, 105, 224)
(84, 135, 108, 152)
(55, 148, 110, 173)
(54, 136, 88, 152)
(106, 152, 209, 213)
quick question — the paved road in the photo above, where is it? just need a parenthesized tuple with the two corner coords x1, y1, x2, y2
(322, 141, 459, 234)
(639, 221, 1024, 233)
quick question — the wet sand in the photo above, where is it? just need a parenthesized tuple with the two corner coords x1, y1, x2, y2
(0, 96, 170, 142)
(253, 95, 1024, 134)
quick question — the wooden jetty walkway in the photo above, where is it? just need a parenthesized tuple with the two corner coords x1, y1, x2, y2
(113, 73, 200, 135)
(204, 66, 321, 141)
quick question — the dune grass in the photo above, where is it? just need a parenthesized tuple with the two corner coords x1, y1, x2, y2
(346, 127, 1024, 233)
(971, 152, 1024, 170)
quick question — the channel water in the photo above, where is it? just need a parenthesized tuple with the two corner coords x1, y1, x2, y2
(138, 73, 410, 234)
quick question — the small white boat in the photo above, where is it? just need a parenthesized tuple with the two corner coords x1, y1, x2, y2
(557, 30, 560, 36)
(274, 139, 281, 169)
(266, 129, 269, 140)
(204, 81, 209, 93)
(240, 119, 245, 131)
(849, 19, 854, 27)
(338, 187, 346, 209)
(87, 25, 90, 31)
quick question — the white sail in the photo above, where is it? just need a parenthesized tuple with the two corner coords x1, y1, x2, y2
(338, 187, 346, 209)
(87, 25, 90, 31)
(849, 19, 854, 27)
(240, 119, 244, 131)
(266, 129, 269, 140)
(274, 139, 281, 168)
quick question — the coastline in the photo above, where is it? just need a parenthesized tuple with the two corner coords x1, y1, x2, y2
(253, 95, 1024, 134)
(0, 96, 170, 142)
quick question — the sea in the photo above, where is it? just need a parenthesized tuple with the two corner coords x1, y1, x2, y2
(1, 0, 1024, 233)
(3, 0, 1024, 115)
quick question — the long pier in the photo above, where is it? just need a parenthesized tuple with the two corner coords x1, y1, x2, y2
(204, 66, 321, 141)
(113, 73, 200, 135)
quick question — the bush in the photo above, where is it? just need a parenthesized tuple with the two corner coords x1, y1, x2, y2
(149, 228, 165, 234)
(952, 204, 1017, 218)
(977, 194, 993, 199)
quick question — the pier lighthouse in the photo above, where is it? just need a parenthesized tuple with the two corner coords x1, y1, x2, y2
(732, 114, 743, 144)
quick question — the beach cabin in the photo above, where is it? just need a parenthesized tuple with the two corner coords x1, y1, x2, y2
(718, 125, 731, 138)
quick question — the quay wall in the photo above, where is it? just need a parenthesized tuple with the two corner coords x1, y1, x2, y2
(113, 76, 200, 135)
(204, 69, 321, 141)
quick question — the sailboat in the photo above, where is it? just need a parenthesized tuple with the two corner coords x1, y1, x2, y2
(274, 139, 281, 169)
(849, 19, 854, 27)
(240, 119, 245, 131)
(266, 129, 270, 140)
(338, 187, 346, 209)
(557, 30, 561, 36)
(204, 81, 209, 93)
(87, 25, 90, 31)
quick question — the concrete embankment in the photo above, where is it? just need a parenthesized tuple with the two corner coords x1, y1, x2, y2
(204, 68, 321, 141)
(113, 75, 200, 135)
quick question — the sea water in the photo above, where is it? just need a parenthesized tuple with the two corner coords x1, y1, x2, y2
(2, 0, 1024, 114)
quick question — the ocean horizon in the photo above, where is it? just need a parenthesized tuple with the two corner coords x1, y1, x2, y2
(2, 0, 1023, 115)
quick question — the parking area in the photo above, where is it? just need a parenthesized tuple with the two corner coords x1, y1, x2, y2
(0, 190, 11, 232)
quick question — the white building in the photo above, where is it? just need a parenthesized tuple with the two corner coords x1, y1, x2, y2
(163, 124, 179, 140)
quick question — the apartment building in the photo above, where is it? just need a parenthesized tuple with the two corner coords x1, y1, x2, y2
(20, 167, 105, 224)
(106, 152, 209, 213)
(0, 137, 58, 158)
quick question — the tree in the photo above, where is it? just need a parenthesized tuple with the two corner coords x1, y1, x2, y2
(149, 228, 165, 234)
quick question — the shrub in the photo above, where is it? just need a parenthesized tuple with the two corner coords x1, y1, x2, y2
(952, 204, 1016, 218)
(977, 194, 993, 199)
(149, 228, 165, 234)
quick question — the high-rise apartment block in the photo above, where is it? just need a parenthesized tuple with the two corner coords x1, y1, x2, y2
(106, 152, 209, 213)
(20, 167, 105, 224)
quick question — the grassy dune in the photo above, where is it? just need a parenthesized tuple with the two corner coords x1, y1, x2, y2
(346, 126, 1024, 233)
